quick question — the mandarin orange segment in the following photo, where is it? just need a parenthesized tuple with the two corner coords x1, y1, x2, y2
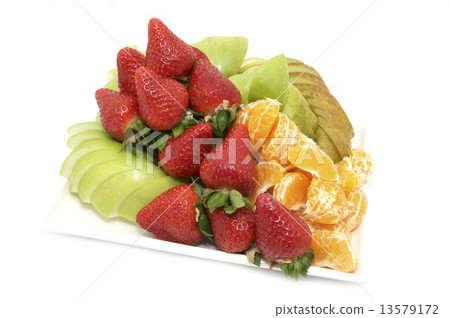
(260, 113, 302, 166)
(342, 190, 368, 232)
(273, 171, 311, 211)
(246, 99, 280, 143)
(304, 177, 347, 224)
(287, 138, 338, 181)
(234, 98, 280, 144)
(234, 108, 252, 126)
(305, 219, 352, 241)
(336, 157, 358, 196)
(349, 148, 375, 190)
(311, 230, 357, 272)
(248, 160, 286, 204)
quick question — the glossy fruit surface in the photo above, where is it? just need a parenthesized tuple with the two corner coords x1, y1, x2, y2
(255, 193, 311, 261)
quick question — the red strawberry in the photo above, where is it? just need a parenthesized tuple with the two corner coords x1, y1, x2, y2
(135, 66, 189, 131)
(159, 122, 213, 178)
(208, 206, 255, 253)
(189, 58, 241, 115)
(136, 185, 203, 245)
(146, 18, 195, 77)
(190, 46, 208, 60)
(255, 193, 311, 261)
(95, 88, 139, 141)
(200, 124, 257, 196)
(117, 47, 146, 98)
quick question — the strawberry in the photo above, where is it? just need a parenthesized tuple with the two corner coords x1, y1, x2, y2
(136, 185, 203, 245)
(190, 46, 208, 60)
(135, 66, 189, 131)
(117, 47, 146, 98)
(189, 58, 241, 115)
(255, 193, 311, 261)
(208, 206, 255, 253)
(95, 88, 139, 141)
(146, 18, 195, 77)
(199, 124, 257, 196)
(159, 122, 213, 178)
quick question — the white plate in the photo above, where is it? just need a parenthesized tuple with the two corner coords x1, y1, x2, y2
(43, 126, 368, 283)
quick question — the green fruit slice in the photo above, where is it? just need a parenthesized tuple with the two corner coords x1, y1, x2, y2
(104, 78, 119, 92)
(286, 58, 324, 82)
(280, 86, 319, 140)
(77, 160, 133, 203)
(90, 169, 161, 219)
(67, 130, 112, 149)
(69, 149, 126, 192)
(67, 122, 104, 136)
(117, 176, 186, 222)
(192, 36, 248, 77)
(60, 139, 122, 178)
(248, 54, 289, 104)
(229, 67, 258, 105)
(106, 68, 118, 81)
(238, 58, 266, 74)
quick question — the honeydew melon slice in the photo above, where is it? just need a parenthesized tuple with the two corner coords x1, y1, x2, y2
(60, 139, 122, 178)
(69, 149, 126, 192)
(77, 160, 133, 203)
(229, 67, 258, 105)
(192, 36, 248, 77)
(248, 54, 289, 104)
(118, 176, 186, 222)
(67, 130, 112, 149)
(238, 58, 266, 74)
(90, 169, 160, 219)
(67, 122, 104, 136)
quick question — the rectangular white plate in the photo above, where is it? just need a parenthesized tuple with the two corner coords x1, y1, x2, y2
(43, 126, 368, 283)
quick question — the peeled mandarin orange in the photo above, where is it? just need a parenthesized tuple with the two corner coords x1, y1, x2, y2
(289, 167, 313, 181)
(304, 177, 347, 224)
(248, 160, 286, 204)
(247, 99, 280, 144)
(234, 108, 252, 126)
(273, 171, 311, 211)
(342, 190, 368, 232)
(311, 230, 357, 272)
(336, 157, 359, 196)
(349, 149, 375, 190)
(287, 137, 338, 181)
(234, 98, 280, 144)
(260, 113, 302, 166)
(305, 219, 352, 241)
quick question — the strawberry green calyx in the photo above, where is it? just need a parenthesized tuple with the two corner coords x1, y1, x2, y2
(203, 101, 239, 137)
(200, 188, 253, 215)
(194, 201, 214, 242)
(194, 181, 253, 215)
(280, 248, 315, 280)
(171, 110, 204, 138)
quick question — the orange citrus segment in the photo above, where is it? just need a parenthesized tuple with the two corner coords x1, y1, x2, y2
(349, 148, 375, 189)
(311, 230, 357, 272)
(305, 219, 352, 241)
(304, 177, 347, 224)
(287, 137, 338, 181)
(234, 108, 252, 126)
(247, 99, 280, 144)
(273, 171, 311, 211)
(336, 157, 359, 196)
(234, 98, 280, 144)
(248, 161, 286, 204)
(342, 190, 368, 232)
(260, 113, 302, 166)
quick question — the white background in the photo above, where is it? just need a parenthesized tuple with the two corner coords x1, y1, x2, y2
(1, 0, 449, 317)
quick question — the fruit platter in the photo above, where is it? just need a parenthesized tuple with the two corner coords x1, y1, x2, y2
(47, 18, 374, 281)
